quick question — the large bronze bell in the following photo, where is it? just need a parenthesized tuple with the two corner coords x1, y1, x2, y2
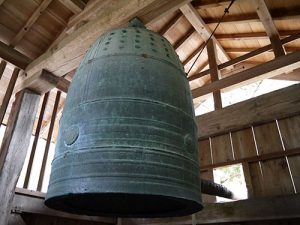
(45, 18, 202, 217)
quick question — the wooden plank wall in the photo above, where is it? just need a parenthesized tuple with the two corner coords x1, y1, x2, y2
(199, 115, 300, 199)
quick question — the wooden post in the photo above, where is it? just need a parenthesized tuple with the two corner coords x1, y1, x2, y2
(37, 90, 61, 191)
(0, 89, 40, 225)
(23, 92, 50, 189)
(0, 67, 20, 125)
(0, 60, 7, 80)
(207, 39, 222, 110)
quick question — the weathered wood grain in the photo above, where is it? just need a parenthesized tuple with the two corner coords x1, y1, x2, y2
(0, 89, 40, 225)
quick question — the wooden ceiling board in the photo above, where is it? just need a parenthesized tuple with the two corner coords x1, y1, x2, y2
(184, 48, 208, 75)
(274, 20, 300, 31)
(147, 10, 177, 32)
(16, 35, 46, 59)
(176, 31, 203, 62)
(265, 0, 300, 10)
(164, 16, 191, 45)
(0, 24, 15, 43)
(47, 0, 73, 23)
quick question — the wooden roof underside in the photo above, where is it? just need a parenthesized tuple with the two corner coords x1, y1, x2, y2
(0, 0, 300, 142)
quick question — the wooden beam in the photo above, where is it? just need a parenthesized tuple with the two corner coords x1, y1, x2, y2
(125, 194, 300, 224)
(15, 0, 192, 94)
(273, 68, 300, 81)
(158, 12, 182, 35)
(0, 89, 40, 225)
(192, 50, 300, 99)
(0, 60, 7, 80)
(224, 46, 298, 53)
(37, 90, 61, 191)
(201, 147, 300, 171)
(15, 69, 70, 94)
(12, 190, 117, 224)
(9, 0, 53, 47)
(196, 84, 300, 138)
(207, 39, 222, 110)
(0, 68, 20, 126)
(56, 77, 71, 93)
(192, 0, 230, 9)
(214, 30, 300, 40)
(182, 43, 204, 65)
(23, 92, 50, 189)
(180, 3, 230, 63)
(188, 32, 300, 82)
(173, 28, 195, 50)
(203, 7, 300, 24)
(0, 41, 32, 70)
(59, 0, 85, 14)
(255, 0, 286, 57)
(218, 32, 300, 69)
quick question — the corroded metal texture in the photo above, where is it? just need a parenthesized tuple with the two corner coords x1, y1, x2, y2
(45, 19, 202, 218)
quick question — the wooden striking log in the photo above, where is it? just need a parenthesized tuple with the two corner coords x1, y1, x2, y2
(201, 179, 236, 199)
(0, 89, 40, 225)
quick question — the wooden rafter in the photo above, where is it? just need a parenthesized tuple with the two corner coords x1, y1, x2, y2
(173, 27, 195, 50)
(0, 40, 71, 93)
(215, 30, 300, 40)
(158, 11, 183, 35)
(180, 3, 230, 63)
(192, 0, 230, 9)
(188, 32, 300, 82)
(15, 0, 192, 94)
(224, 47, 298, 53)
(173, 29, 298, 55)
(9, 0, 53, 47)
(59, 0, 85, 14)
(0, 41, 32, 70)
(192, 50, 300, 99)
(255, 0, 285, 57)
(203, 7, 300, 25)
(182, 43, 205, 66)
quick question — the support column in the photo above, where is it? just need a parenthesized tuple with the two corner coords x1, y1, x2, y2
(0, 89, 40, 225)
(207, 39, 222, 110)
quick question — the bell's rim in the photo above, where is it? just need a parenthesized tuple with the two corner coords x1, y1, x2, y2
(45, 192, 203, 218)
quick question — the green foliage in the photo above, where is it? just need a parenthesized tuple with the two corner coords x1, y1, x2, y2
(218, 164, 243, 185)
